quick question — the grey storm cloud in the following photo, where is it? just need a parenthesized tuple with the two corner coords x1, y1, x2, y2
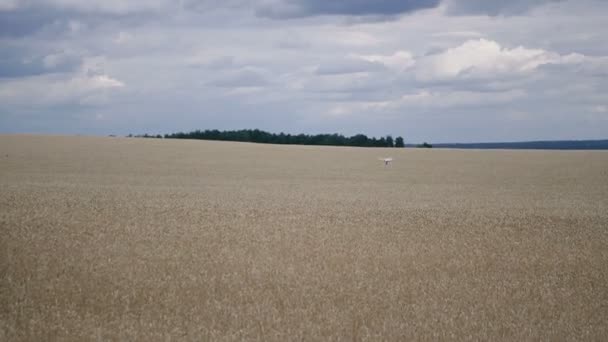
(0, 7, 143, 39)
(445, 0, 565, 15)
(0, 50, 81, 78)
(0, 0, 565, 36)
(256, 0, 441, 19)
(0, 0, 184, 38)
(0, 7, 62, 37)
(254, 0, 562, 19)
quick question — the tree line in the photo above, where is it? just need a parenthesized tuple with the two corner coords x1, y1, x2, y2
(131, 129, 406, 148)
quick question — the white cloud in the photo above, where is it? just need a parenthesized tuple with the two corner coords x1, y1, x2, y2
(323, 31, 382, 47)
(88, 74, 124, 88)
(0, 58, 124, 107)
(431, 31, 484, 38)
(357, 51, 415, 72)
(315, 57, 385, 75)
(415, 39, 586, 81)
(396, 89, 526, 108)
(397, 89, 523, 111)
(325, 89, 526, 118)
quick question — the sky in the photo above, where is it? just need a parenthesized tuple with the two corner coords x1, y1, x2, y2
(0, 0, 607, 142)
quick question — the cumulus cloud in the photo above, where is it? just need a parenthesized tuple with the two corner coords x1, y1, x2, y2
(325, 88, 526, 120)
(0, 57, 124, 107)
(0, 73, 124, 107)
(395, 89, 526, 108)
(357, 51, 416, 72)
(322, 31, 383, 47)
(415, 39, 585, 81)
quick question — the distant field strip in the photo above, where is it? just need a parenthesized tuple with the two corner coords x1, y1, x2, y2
(1, 135, 607, 340)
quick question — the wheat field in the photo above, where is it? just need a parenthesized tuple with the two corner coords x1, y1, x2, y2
(1, 135, 607, 341)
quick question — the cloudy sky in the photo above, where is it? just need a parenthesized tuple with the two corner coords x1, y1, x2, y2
(1, 0, 607, 142)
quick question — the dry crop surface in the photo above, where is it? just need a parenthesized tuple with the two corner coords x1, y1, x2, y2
(1, 135, 608, 341)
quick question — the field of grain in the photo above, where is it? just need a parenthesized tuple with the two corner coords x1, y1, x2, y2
(1, 135, 607, 341)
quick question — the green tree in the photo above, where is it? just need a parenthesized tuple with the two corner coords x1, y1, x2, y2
(386, 135, 394, 147)
(164, 129, 405, 148)
(395, 136, 405, 148)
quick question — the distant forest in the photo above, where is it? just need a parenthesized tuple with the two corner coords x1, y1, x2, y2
(431, 140, 608, 150)
(132, 129, 406, 148)
(127, 130, 608, 150)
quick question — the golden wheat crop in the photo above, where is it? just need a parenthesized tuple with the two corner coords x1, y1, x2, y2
(1, 134, 607, 341)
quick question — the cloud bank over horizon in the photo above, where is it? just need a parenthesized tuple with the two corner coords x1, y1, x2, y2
(1, 0, 607, 142)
